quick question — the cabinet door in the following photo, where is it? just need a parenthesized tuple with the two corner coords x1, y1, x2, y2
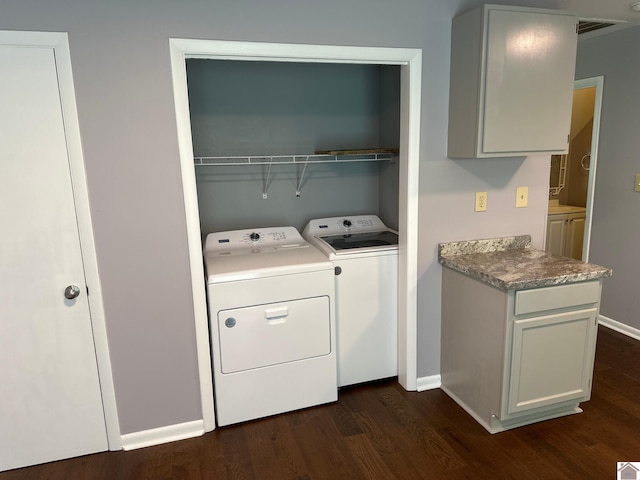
(565, 214, 585, 260)
(545, 214, 567, 256)
(482, 9, 577, 154)
(507, 308, 597, 415)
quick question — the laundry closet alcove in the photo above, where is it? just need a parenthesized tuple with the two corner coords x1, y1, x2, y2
(169, 39, 422, 429)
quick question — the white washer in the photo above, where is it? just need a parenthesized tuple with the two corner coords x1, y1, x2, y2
(204, 226, 337, 426)
(302, 215, 398, 387)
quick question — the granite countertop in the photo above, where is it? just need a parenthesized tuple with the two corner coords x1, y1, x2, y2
(438, 235, 612, 291)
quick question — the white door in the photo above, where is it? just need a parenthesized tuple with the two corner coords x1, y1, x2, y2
(0, 43, 108, 471)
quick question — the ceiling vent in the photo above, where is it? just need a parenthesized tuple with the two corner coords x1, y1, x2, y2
(578, 19, 626, 35)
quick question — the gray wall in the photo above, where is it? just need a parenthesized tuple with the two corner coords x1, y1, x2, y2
(0, 0, 561, 436)
(378, 67, 401, 231)
(196, 162, 385, 235)
(575, 26, 640, 330)
(188, 61, 393, 156)
(189, 61, 400, 234)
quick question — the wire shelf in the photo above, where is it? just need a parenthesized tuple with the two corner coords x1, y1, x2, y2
(193, 151, 398, 199)
(194, 152, 395, 166)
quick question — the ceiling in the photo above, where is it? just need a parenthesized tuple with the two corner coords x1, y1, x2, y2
(558, 0, 640, 38)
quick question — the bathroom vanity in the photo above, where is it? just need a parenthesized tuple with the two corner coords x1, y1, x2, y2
(546, 203, 587, 260)
(438, 236, 612, 433)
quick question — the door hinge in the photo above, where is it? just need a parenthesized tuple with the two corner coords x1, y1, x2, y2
(86, 286, 90, 296)
(567, 133, 570, 143)
(575, 24, 578, 34)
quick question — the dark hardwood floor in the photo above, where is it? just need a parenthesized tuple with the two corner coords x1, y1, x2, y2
(3, 325, 640, 479)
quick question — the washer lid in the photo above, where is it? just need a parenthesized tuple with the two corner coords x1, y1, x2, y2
(303, 215, 398, 256)
(319, 230, 398, 251)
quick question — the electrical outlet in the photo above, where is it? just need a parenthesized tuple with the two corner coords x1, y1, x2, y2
(475, 191, 487, 212)
(516, 186, 528, 208)
(635, 174, 640, 192)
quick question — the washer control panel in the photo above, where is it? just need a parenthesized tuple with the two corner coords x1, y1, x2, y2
(305, 215, 388, 235)
(205, 226, 308, 255)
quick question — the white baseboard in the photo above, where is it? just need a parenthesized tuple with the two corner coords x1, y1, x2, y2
(416, 374, 441, 392)
(120, 419, 205, 451)
(599, 315, 640, 341)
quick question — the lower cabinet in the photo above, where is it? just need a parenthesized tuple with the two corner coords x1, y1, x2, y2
(546, 212, 585, 259)
(441, 268, 601, 433)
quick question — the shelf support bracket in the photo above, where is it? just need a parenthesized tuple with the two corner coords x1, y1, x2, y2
(296, 156, 310, 197)
(262, 159, 273, 199)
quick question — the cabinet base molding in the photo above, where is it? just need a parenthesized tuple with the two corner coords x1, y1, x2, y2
(441, 385, 582, 434)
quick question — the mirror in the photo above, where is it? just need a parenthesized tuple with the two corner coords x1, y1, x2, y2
(549, 154, 567, 195)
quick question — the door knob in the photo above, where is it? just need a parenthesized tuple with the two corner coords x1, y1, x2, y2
(64, 285, 81, 300)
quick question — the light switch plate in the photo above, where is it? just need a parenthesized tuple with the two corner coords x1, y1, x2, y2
(635, 174, 640, 192)
(516, 186, 528, 208)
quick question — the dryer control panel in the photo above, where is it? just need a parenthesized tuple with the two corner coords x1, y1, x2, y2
(205, 226, 309, 255)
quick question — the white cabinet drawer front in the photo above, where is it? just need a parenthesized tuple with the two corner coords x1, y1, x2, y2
(217, 296, 331, 374)
(515, 281, 600, 316)
(506, 308, 597, 415)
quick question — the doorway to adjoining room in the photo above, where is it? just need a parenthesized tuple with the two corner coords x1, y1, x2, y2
(546, 76, 603, 261)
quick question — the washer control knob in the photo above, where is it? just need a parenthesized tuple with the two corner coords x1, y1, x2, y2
(249, 232, 260, 242)
(342, 219, 352, 228)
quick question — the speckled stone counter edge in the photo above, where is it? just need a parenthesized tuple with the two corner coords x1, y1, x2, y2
(438, 235, 532, 257)
(438, 235, 612, 291)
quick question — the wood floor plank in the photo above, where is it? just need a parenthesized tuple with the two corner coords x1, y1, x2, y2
(1, 326, 639, 479)
(343, 433, 396, 480)
(216, 424, 257, 480)
(244, 415, 310, 480)
(372, 383, 469, 472)
(289, 406, 365, 480)
(328, 399, 364, 438)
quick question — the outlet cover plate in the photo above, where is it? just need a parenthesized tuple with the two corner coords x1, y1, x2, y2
(475, 191, 487, 212)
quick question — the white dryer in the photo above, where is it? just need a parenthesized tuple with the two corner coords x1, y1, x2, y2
(302, 215, 398, 387)
(204, 227, 337, 426)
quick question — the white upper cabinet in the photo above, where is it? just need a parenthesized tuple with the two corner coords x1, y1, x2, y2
(448, 5, 578, 158)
